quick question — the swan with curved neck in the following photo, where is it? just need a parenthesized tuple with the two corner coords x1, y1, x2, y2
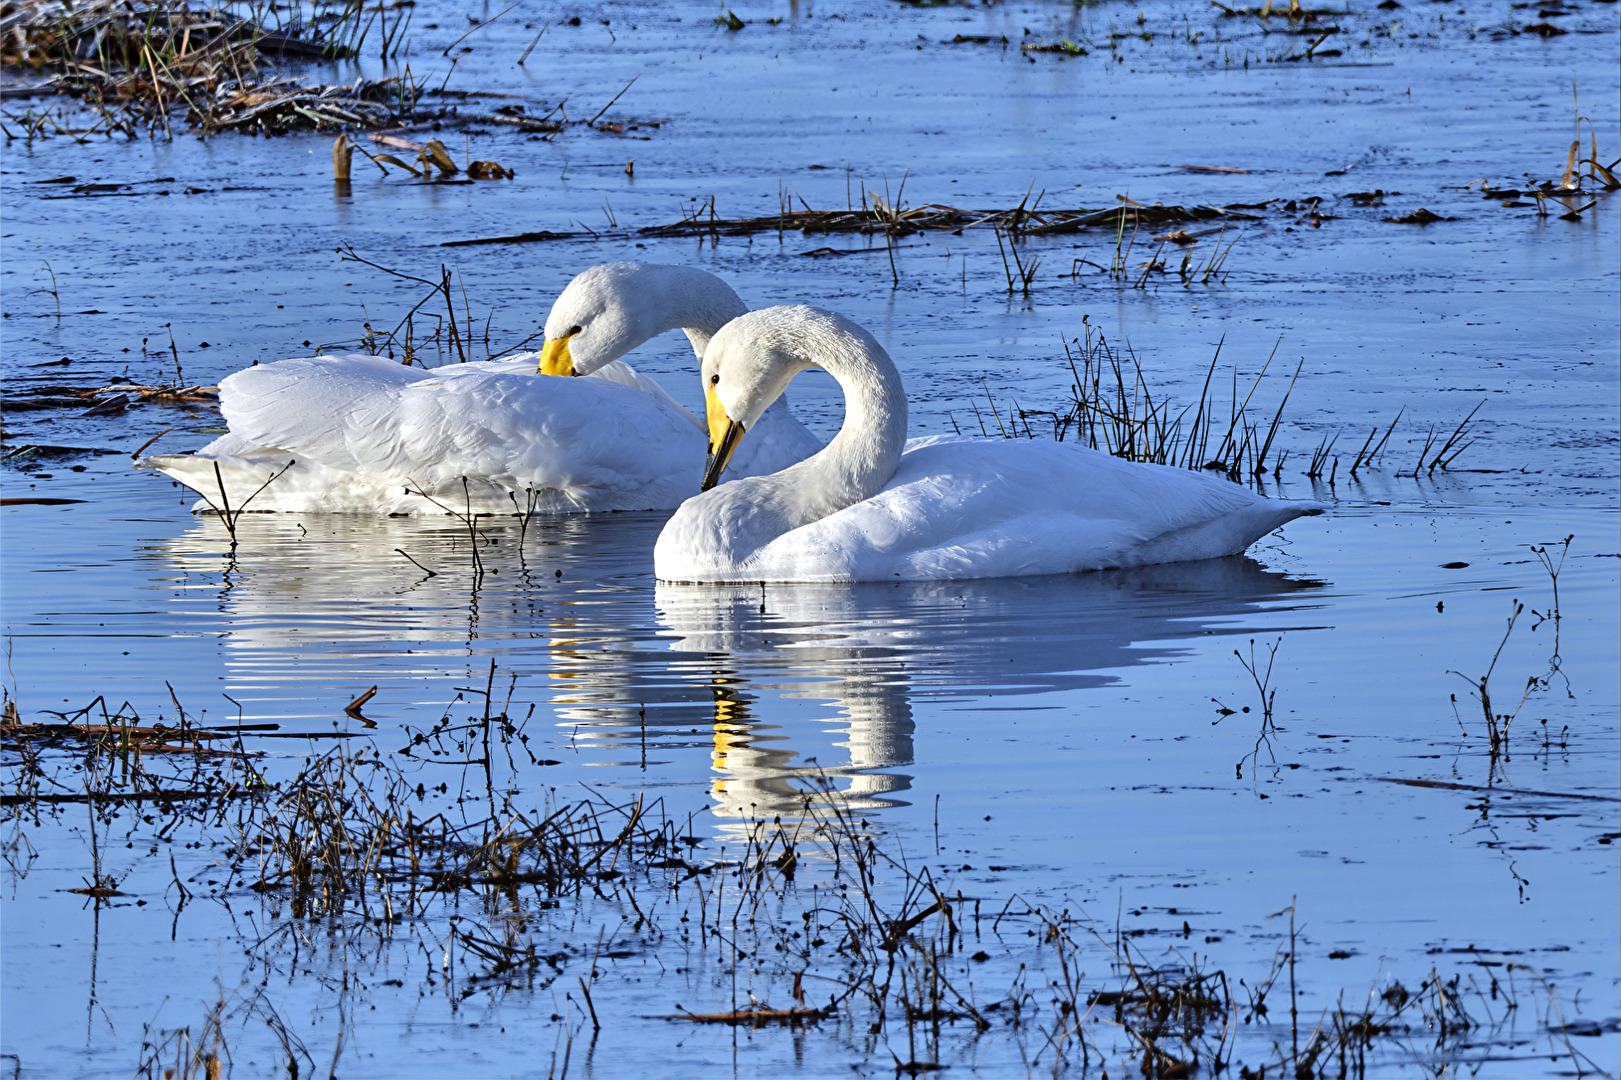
(535, 261, 748, 378)
(654, 305, 1323, 583)
(138, 264, 821, 514)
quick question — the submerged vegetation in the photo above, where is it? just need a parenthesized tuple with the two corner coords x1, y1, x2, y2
(3, 666, 1607, 1079)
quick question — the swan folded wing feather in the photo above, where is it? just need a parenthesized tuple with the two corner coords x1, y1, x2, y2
(214, 354, 422, 471)
(386, 367, 705, 509)
(206, 350, 819, 507)
(587, 359, 704, 431)
(705, 437, 1317, 582)
(214, 352, 680, 458)
(172, 354, 715, 512)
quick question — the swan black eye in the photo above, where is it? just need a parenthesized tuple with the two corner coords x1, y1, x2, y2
(567, 324, 582, 337)
(710, 374, 720, 386)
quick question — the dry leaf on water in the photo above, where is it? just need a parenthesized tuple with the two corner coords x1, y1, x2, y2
(467, 160, 514, 180)
(371, 133, 425, 153)
(421, 139, 459, 176)
(372, 154, 422, 176)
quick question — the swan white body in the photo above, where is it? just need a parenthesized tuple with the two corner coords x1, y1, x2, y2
(139, 264, 822, 514)
(655, 306, 1323, 583)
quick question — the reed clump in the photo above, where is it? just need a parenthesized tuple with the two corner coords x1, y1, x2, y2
(135, 985, 315, 1080)
(1448, 535, 1575, 765)
(230, 744, 683, 917)
(960, 322, 1491, 490)
(2, 0, 360, 71)
(966, 323, 1302, 484)
(2, 0, 427, 139)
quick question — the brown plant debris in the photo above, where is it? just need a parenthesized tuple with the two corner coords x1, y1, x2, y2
(1, 1, 485, 139)
(1022, 40, 1087, 55)
(1383, 207, 1450, 224)
(669, 1004, 835, 1027)
(2, 0, 355, 70)
(4, 383, 217, 412)
(444, 199, 1267, 248)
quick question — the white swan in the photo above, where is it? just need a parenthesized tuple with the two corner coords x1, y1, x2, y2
(138, 263, 822, 514)
(654, 306, 1324, 583)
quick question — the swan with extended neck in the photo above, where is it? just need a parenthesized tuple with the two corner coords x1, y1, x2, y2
(138, 263, 821, 514)
(654, 305, 1323, 583)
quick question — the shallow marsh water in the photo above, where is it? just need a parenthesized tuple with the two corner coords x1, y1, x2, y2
(2, 2, 1618, 1076)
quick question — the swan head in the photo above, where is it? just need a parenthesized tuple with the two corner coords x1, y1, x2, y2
(539, 262, 747, 377)
(700, 305, 858, 490)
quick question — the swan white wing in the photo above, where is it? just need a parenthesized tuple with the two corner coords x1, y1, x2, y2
(146, 355, 709, 512)
(212, 352, 689, 457)
(382, 367, 705, 510)
(144, 352, 821, 513)
(585, 359, 704, 431)
(212, 354, 421, 469)
(770, 438, 1314, 579)
(659, 436, 1320, 582)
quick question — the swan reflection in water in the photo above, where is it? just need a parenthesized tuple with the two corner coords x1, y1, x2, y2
(689, 660, 916, 819)
(654, 555, 1323, 824)
(148, 512, 673, 719)
(149, 516, 1321, 825)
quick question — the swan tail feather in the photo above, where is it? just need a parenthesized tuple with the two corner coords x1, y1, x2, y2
(138, 453, 303, 512)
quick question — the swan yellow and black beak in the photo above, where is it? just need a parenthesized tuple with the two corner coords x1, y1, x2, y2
(702, 385, 746, 492)
(537, 334, 578, 376)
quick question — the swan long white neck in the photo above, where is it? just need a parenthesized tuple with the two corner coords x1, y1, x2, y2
(613, 264, 747, 362)
(773, 319, 908, 529)
(659, 269, 748, 359)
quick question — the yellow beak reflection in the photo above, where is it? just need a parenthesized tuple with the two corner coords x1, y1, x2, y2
(702, 385, 746, 492)
(538, 335, 577, 376)
(711, 677, 752, 778)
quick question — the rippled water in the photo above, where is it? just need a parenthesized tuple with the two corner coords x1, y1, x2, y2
(3, 1, 1617, 1076)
